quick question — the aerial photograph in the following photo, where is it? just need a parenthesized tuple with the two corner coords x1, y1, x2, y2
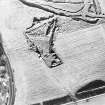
(0, 0, 105, 105)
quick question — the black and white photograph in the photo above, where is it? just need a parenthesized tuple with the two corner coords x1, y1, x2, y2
(1, 0, 105, 105)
